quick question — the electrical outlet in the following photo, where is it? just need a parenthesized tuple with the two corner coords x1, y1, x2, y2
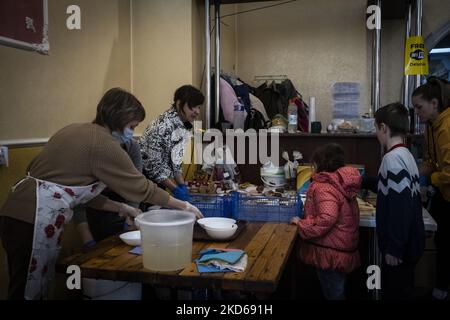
(0, 146, 9, 167)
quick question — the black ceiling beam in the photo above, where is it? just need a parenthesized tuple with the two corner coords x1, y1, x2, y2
(367, 0, 414, 20)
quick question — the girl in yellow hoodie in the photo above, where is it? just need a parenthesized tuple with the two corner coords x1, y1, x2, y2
(412, 76, 450, 300)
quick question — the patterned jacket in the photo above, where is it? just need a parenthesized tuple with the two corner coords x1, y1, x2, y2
(139, 106, 191, 183)
(297, 166, 361, 274)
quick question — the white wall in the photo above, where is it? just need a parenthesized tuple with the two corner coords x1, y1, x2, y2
(132, 0, 194, 133)
(0, 0, 131, 140)
(235, 0, 370, 127)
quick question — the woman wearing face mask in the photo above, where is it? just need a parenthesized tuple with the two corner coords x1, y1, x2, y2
(140, 85, 203, 202)
(0, 87, 203, 300)
(412, 77, 450, 300)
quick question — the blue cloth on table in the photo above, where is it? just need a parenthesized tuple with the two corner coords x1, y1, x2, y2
(196, 248, 246, 273)
(129, 246, 142, 255)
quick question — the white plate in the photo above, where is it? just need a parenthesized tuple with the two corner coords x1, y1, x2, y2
(119, 230, 141, 246)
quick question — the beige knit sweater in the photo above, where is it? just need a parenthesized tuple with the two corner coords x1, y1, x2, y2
(0, 123, 169, 224)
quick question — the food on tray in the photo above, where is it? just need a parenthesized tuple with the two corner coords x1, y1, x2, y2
(187, 180, 235, 194)
(337, 121, 354, 130)
(239, 182, 252, 189)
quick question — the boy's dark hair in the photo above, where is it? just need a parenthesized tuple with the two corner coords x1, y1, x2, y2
(311, 143, 345, 173)
(173, 85, 204, 110)
(412, 76, 450, 112)
(93, 88, 145, 132)
(374, 102, 409, 137)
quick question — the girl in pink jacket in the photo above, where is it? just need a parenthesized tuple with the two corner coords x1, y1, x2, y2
(291, 143, 361, 300)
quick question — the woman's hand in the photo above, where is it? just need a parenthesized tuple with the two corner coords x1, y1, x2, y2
(183, 201, 204, 219)
(118, 203, 142, 219)
(166, 196, 203, 219)
(172, 185, 192, 201)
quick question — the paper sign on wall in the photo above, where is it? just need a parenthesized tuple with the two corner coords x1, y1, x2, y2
(404, 36, 429, 75)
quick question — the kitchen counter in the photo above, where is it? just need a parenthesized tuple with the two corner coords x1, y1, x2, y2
(359, 207, 437, 231)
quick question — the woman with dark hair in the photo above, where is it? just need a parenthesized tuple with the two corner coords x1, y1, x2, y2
(0, 88, 202, 300)
(412, 77, 450, 300)
(140, 85, 204, 201)
(291, 143, 361, 300)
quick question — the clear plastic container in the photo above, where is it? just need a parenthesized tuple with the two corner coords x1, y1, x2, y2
(135, 210, 196, 271)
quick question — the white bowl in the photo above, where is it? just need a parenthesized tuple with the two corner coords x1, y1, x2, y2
(119, 231, 141, 246)
(197, 217, 236, 229)
(203, 223, 238, 240)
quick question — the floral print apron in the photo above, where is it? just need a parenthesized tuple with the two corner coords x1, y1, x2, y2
(14, 174, 106, 300)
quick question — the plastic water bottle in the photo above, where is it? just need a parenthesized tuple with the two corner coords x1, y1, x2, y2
(233, 98, 246, 130)
(287, 99, 298, 133)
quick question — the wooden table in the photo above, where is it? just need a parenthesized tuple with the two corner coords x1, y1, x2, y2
(56, 222, 298, 295)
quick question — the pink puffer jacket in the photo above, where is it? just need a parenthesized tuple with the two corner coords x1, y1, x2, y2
(296, 166, 361, 273)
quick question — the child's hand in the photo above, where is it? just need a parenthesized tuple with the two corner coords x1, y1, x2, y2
(291, 216, 300, 225)
(385, 254, 402, 266)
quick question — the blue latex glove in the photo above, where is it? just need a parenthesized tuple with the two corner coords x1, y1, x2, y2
(179, 184, 189, 193)
(172, 185, 192, 201)
(83, 240, 96, 249)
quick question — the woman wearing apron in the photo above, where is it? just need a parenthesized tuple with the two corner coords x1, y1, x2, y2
(0, 88, 203, 300)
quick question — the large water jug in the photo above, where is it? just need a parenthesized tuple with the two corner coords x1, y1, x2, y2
(135, 210, 196, 271)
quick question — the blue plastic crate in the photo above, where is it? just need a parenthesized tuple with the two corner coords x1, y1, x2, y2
(231, 192, 303, 222)
(190, 194, 232, 218)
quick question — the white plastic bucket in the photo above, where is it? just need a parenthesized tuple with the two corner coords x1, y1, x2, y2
(82, 278, 142, 300)
(135, 210, 196, 272)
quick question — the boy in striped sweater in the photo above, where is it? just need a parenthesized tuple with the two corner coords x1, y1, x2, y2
(374, 103, 425, 300)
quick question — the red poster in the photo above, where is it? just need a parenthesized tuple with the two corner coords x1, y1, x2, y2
(0, 0, 48, 54)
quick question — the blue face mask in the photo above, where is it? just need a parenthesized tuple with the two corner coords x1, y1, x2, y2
(112, 127, 134, 145)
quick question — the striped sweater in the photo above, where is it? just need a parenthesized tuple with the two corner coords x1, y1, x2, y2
(376, 145, 425, 262)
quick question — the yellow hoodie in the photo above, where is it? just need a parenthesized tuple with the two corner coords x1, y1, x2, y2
(426, 107, 450, 201)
